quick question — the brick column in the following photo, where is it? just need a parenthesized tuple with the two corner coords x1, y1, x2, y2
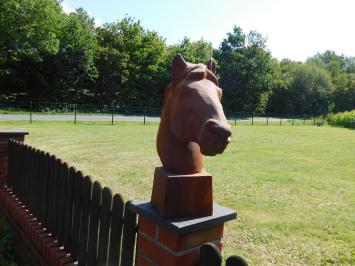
(0, 131, 28, 184)
(131, 201, 236, 266)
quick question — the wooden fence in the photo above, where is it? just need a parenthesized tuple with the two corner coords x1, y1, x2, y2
(6, 140, 137, 266)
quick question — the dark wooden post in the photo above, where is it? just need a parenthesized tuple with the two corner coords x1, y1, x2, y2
(0, 131, 28, 184)
(111, 107, 114, 125)
(143, 109, 146, 125)
(251, 113, 254, 125)
(266, 113, 269, 126)
(30, 102, 33, 124)
(74, 104, 77, 124)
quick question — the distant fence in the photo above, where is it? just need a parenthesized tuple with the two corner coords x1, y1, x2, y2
(0, 101, 325, 126)
(6, 140, 137, 266)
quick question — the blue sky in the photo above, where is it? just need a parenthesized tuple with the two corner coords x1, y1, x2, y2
(62, 0, 355, 62)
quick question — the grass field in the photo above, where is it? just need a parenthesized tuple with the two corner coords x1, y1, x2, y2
(0, 122, 354, 265)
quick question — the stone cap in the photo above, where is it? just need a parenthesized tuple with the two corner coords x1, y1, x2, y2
(130, 201, 236, 235)
(0, 131, 29, 136)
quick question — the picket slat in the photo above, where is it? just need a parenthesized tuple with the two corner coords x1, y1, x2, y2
(120, 201, 137, 266)
(63, 166, 74, 250)
(108, 194, 124, 266)
(71, 170, 84, 259)
(87, 181, 102, 266)
(78, 175, 93, 265)
(98, 187, 113, 266)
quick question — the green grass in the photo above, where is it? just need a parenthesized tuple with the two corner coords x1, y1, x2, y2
(0, 122, 354, 265)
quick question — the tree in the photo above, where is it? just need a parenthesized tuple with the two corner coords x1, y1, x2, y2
(0, 0, 63, 100)
(168, 37, 214, 64)
(307, 51, 355, 112)
(215, 26, 280, 112)
(289, 64, 333, 115)
(94, 17, 168, 107)
(43, 8, 98, 102)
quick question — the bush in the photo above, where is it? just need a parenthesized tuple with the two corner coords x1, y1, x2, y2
(326, 110, 355, 128)
(0, 217, 19, 266)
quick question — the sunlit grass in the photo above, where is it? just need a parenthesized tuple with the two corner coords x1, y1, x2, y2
(0, 121, 354, 265)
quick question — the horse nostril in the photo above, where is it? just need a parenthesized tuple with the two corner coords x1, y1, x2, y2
(205, 120, 232, 140)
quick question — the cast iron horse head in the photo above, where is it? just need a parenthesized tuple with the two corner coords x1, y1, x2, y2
(157, 54, 232, 174)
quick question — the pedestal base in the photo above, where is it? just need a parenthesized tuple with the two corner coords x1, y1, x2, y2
(130, 201, 236, 266)
(151, 167, 213, 218)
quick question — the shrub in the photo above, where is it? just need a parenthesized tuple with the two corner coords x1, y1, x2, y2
(0, 217, 19, 266)
(326, 110, 355, 128)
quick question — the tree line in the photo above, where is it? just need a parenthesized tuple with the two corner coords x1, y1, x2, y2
(1, 0, 354, 115)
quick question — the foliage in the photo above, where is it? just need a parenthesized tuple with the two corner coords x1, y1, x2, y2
(0, 217, 18, 266)
(94, 18, 169, 107)
(326, 110, 355, 128)
(215, 26, 280, 112)
(168, 37, 214, 64)
(0, 1, 354, 114)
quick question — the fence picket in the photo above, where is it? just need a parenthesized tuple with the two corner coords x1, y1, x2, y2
(98, 187, 113, 266)
(43, 153, 51, 227)
(63, 166, 74, 250)
(71, 170, 84, 259)
(87, 181, 102, 266)
(57, 162, 69, 245)
(108, 194, 124, 266)
(120, 201, 137, 266)
(78, 175, 93, 265)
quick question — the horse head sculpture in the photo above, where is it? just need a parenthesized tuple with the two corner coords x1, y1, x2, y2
(157, 54, 232, 175)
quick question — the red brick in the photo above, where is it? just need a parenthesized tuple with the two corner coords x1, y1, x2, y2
(138, 216, 157, 238)
(137, 233, 199, 266)
(136, 254, 153, 266)
(57, 254, 75, 266)
(158, 224, 224, 251)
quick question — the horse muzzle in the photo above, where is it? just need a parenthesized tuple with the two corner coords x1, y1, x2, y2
(198, 119, 232, 156)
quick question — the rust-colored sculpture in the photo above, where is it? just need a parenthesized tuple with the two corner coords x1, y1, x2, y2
(151, 54, 232, 218)
(157, 54, 232, 174)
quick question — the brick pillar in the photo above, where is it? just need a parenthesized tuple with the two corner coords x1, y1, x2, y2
(0, 131, 28, 184)
(131, 202, 236, 266)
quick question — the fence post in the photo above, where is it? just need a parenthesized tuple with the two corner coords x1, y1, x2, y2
(234, 112, 237, 126)
(111, 107, 114, 125)
(266, 113, 269, 126)
(143, 108, 146, 125)
(0, 131, 29, 184)
(74, 104, 77, 124)
(313, 116, 316, 126)
(30, 102, 33, 124)
(251, 113, 254, 126)
(280, 114, 282, 126)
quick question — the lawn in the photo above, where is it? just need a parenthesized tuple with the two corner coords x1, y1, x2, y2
(0, 121, 354, 265)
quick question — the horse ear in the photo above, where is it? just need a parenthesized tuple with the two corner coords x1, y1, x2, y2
(172, 54, 187, 82)
(207, 58, 217, 74)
